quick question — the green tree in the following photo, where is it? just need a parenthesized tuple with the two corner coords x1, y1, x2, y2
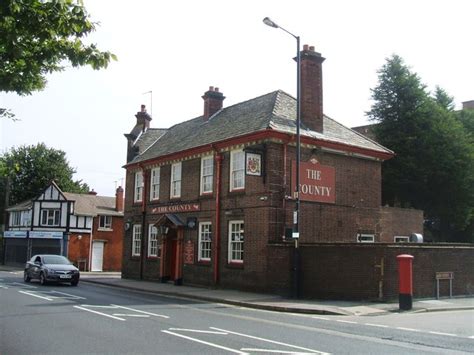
(0, 0, 116, 117)
(0, 143, 89, 207)
(368, 55, 474, 242)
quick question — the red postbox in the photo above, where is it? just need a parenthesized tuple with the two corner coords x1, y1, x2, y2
(397, 254, 414, 310)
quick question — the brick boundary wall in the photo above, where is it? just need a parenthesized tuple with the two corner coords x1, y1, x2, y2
(268, 243, 474, 301)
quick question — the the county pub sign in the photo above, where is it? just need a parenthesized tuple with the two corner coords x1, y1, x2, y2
(291, 160, 336, 203)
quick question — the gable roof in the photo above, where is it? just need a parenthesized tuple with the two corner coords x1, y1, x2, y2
(63, 193, 122, 217)
(127, 90, 393, 166)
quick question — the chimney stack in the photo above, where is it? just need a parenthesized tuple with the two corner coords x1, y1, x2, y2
(300, 44, 325, 133)
(115, 186, 124, 212)
(202, 86, 225, 121)
(88, 189, 97, 195)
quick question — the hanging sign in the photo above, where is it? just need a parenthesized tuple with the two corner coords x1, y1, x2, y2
(291, 160, 336, 203)
(245, 153, 262, 176)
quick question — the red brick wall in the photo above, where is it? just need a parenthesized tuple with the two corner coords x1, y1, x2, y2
(68, 233, 90, 270)
(92, 216, 123, 271)
(295, 243, 474, 300)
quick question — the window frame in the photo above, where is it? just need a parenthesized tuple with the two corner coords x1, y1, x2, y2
(148, 224, 159, 257)
(170, 162, 182, 199)
(40, 209, 60, 226)
(230, 150, 245, 191)
(99, 215, 112, 230)
(132, 224, 142, 256)
(228, 220, 244, 263)
(394, 236, 410, 243)
(357, 233, 375, 243)
(134, 171, 144, 203)
(198, 222, 212, 262)
(200, 156, 214, 195)
(150, 167, 160, 201)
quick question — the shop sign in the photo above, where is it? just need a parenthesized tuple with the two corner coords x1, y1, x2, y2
(4, 231, 28, 238)
(29, 231, 63, 239)
(152, 203, 200, 214)
(183, 240, 194, 264)
(246, 152, 262, 176)
(291, 160, 336, 204)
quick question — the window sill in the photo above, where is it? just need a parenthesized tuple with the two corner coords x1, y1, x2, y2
(98, 228, 113, 232)
(197, 259, 211, 266)
(146, 256, 160, 260)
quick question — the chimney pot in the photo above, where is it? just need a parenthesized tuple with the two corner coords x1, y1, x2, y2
(215, 87, 219, 92)
(209, 86, 214, 91)
(303, 44, 309, 51)
(141, 104, 146, 112)
(309, 45, 315, 51)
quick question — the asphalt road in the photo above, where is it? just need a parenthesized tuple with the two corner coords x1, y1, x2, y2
(1, 270, 473, 354)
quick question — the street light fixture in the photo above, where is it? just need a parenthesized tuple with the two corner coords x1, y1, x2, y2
(263, 17, 301, 298)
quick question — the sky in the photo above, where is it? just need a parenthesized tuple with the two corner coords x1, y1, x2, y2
(1, 0, 473, 197)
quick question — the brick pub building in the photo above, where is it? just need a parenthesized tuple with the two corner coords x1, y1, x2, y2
(121, 45, 435, 299)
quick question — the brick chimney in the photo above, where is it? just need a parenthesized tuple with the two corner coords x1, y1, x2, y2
(115, 186, 124, 212)
(135, 104, 152, 132)
(300, 45, 325, 133)
(202, 86, 225, 121)
(88, 189, 97, 195)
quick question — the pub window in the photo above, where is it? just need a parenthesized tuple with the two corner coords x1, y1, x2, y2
(200, 156, 214, 194)
(170, 162, 182, 198)
(198, 222, 212, 261)
(134, 171, 143, 203)
(228, 220, 244, 263)
(132, 224, 142, 256)
(230, 150, 245, 191)
(150, 167, 160, 201)
(148, 224, 158, 257)
(357, 233, 375, 243)
(394, 236, 409, 243)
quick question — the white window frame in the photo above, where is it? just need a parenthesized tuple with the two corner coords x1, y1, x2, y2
(132, 224, 142, 256)
(198, 222, 212, 261)
(357, 233, 375, 243)
(148, 224, 158, 257)
(150, 167, 160, 201)
(230, 150, 245, 191)
(99, 215, 112, 230)
(394, 236, 410, 243)
(200, 156, 214, 195)
(10, 211, 21, 226)
(40, 209, 60, 226)
(134, 171, 143, 203)
(170, 162, 182, 198)
(228, 220, 244, 263)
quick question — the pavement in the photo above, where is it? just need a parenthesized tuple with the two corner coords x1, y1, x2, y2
(2, 265, 473, 316)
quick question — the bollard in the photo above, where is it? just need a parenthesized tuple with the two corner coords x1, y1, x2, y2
(397, 254, 414, 310)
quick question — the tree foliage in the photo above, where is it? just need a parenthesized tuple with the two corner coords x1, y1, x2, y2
(368, 55, 474, 242)
(0, 0, 116, 117)
(0, 143, 90, 206)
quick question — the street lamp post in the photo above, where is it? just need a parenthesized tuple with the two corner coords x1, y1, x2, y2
(263, 17, 301, 298)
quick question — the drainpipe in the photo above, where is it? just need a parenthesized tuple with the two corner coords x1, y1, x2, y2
(140, 165, 148, 280)
(88, 218, 94, 272)
(282, 140, 289, 239)
(213, 150, 223, 285)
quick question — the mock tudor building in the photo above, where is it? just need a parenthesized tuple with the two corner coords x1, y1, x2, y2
(122, 45, 423, 294)
(4, 181, 124, 271)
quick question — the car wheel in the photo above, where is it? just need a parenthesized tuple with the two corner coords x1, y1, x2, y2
(39, 272, 47, 285)
(71, 280, 79, 286)
(24, 271, 31, 283)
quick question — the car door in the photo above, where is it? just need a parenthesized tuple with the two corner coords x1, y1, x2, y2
(31, 255, 43, 279)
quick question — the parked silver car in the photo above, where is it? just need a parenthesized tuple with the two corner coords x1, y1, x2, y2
(24, 254, 80, 286)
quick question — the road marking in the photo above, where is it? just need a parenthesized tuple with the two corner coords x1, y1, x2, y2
(364, 323, 389, 328)
(396, 327, 420, 332)
(19, 290, 54, 301)
(74, 306, 125, 321)
(211, 327, 330, 355)
(162, 330, 248, 354)
(168, 328, 228, 335)
(469, 336, 474, 339)
(311, 316, 330, 321)
(428, 331, 457, 337)
(241, 349, 316, 354)
(46, 290, 86, 300)
(0, 284, 8, 289)
(336, 320, 357, 324)
(112, 314, 150, 317)
(111, 304, 170, 318)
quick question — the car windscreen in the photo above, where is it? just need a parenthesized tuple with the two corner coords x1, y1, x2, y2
(42, 256, 70, 265)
